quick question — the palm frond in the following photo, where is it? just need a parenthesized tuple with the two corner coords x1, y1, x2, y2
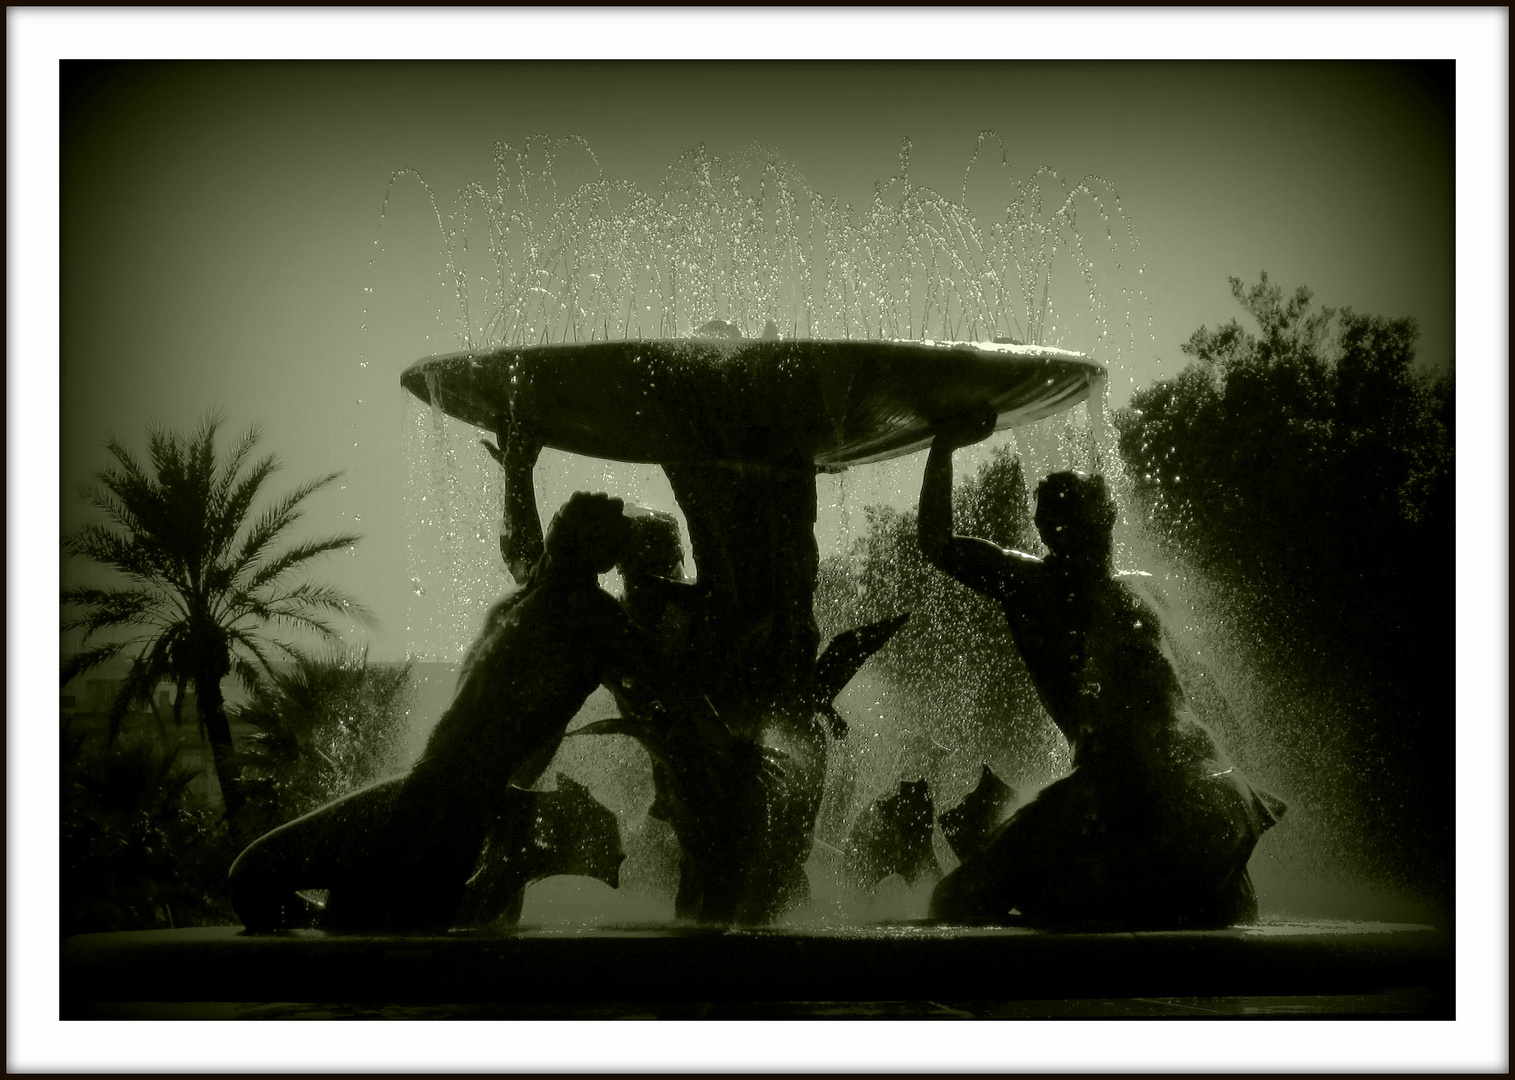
(238, 532, 361, 595)
(205, 449, 277, 572)
(229, 628, 304, 675)
(61, 525, 164, 583)
(229, 653, 273, 697)
(61, 641, 129, 685)
(142, 414, 229, 581)
(228, 629, 291, 690)
(215, 452, 279, 563)
(59, 586, 165, 632)
(99, 433, 155, 501)
(232, 472, 344, 573)
(62, 610, 157, 644)
(188, 412, 226, 483)
(76, 479, 147, 538)
(277, 581, 372, 619)
(229, 579, 373, 628)
(74, 450, 200, 590)
(211, 423, 265, 513)
(265, 612, 343, 642)
(134, 632, 189, 701)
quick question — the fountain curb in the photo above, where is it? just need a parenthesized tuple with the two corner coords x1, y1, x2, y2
(62, 922, 1452, 1015)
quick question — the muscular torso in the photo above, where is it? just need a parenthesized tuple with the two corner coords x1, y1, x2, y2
(995, 564, 1225, 780)
(917, 445, 1231, 784)
(418, 581, 638, 794)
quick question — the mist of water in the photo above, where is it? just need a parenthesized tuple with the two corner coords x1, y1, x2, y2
(373, 136, 1422, 927)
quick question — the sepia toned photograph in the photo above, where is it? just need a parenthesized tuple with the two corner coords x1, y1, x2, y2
(11, 8, 1506, 1073)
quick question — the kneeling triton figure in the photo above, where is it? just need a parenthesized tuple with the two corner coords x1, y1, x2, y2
(917, 409, 1285, 928)
(228, 491, 724, 932)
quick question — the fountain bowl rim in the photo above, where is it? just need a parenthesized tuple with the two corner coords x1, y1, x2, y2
(399, 337, 1107, 468)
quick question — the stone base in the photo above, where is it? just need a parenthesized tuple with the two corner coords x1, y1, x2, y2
(61, 919, 1452, 1019)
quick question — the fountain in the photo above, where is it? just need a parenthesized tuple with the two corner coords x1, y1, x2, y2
(400, 334, 1105, 923)
(61, 136, 1452, 1018)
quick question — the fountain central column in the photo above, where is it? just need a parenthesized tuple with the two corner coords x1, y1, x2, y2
(662, 458, 819, 720)
(659, 457, 827, 922)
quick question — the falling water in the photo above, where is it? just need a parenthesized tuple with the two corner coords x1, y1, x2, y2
(371, 134, 1417, 926)
(415, 133, 1146, 354)
(394, 131, 1146, 618)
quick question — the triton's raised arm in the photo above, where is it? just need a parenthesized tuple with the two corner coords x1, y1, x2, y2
(917, 408, 1040, 600)
(482, 413, 545, 585)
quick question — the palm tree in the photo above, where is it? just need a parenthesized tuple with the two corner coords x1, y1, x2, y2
(61, 411, 371, 825)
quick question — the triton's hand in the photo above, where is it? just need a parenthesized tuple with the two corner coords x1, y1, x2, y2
(479, 438, 506, 467)
(485, 415, 543, 470)
(932, 405, 999, 449)
(504, 417, 543, 460)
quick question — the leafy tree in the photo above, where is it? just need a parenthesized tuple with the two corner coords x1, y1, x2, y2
(61, 727, 238, 934)
(61, 412, 371, 827)
(1113, 271, 1453, 658)
(1112, 273, 1454, 903)
(231, 651, 414, 837)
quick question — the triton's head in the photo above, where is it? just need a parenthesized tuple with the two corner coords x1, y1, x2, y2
(618, 505, 685, 579)
(1034, 471, 1117, 558)
(542, 491, 632, 576)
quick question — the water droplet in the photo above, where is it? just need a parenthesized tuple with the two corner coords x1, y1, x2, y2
(411, 578, 426, 596)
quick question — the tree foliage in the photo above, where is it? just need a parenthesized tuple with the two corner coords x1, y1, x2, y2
(230, 651, 415, 836)
(1112, 271, 1453, 659)
(61, 411, 372, 825)
(1112, 273, 1454, 901)
(60, 728, 238, 935)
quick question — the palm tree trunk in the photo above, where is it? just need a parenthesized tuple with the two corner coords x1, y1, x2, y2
(194, 668, 246, 831)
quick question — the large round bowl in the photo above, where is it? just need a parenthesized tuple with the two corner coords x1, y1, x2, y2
(400, 338, 1105, 468)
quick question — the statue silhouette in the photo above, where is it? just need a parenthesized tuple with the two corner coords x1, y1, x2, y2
(229, 492, 716, 932)
(917, 410, 1285, 927)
